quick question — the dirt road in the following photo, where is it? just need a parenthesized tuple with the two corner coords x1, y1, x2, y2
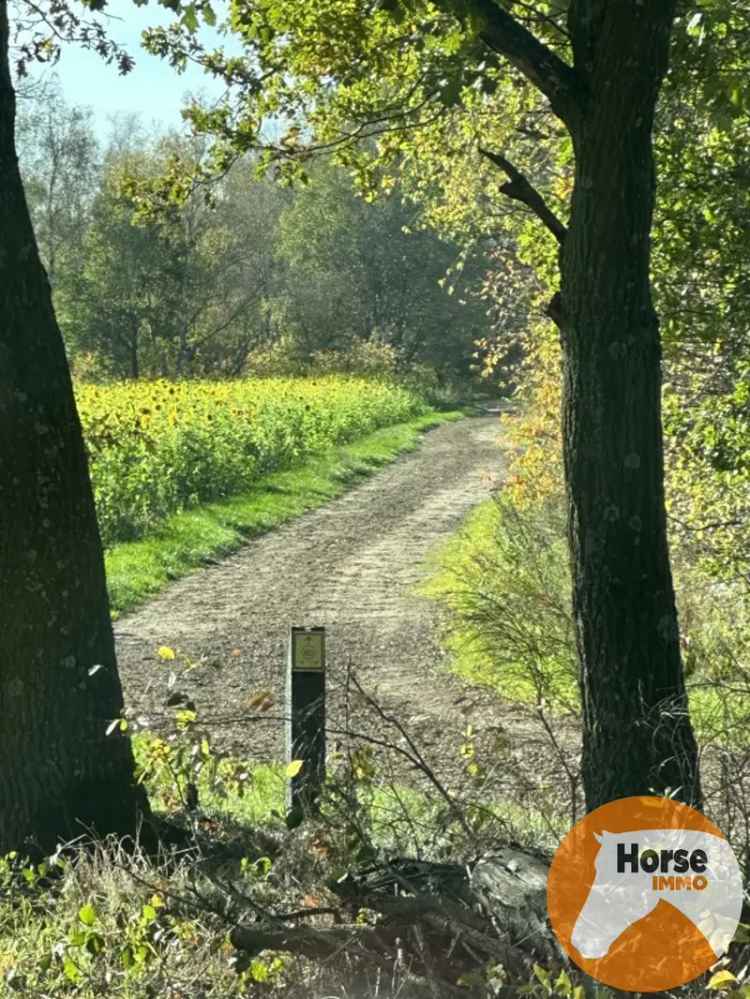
(115, 413, 514, 774)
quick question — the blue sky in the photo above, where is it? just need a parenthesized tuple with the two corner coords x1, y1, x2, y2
(19, 0, 236, 137)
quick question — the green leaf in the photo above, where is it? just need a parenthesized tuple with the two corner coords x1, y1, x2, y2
(182, 3, 199, 31)
(78, 903, 97, 926)
(532, 963, 551, 989)
(251, 958, 269, 981)
(254, 856, 272, 878)
(555, 968, 573, 993)
(63, 957, 81, 983)
(286, 759, 304, 777)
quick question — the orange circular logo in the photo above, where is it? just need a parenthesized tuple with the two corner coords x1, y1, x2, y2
(547, 796, 743, 992)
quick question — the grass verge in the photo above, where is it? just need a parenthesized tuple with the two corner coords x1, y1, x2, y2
(107, 409, 464, 617)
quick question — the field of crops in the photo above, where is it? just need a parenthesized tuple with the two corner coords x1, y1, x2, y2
(77, 376, 428, 548)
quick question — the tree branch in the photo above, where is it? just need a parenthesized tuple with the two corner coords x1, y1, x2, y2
(479, 146, 567, 244)
(438, 0, 585, 125)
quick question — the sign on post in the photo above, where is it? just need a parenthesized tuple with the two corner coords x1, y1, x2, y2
(286, 626, 326, 819)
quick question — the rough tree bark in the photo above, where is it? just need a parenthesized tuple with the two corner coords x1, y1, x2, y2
(465, 0, 702, 809)
(560, 1, 701, 809)
(0, 1, 148, 852)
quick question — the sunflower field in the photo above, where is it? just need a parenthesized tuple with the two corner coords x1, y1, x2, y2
(77, 376, 428, 548)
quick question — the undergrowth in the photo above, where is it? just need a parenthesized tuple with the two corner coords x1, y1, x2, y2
(2, 680, 748, 998)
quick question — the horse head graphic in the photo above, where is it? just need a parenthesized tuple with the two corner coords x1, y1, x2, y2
(570, 828, 742, 960)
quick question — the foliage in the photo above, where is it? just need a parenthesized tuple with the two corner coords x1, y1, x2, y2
(77, 374, 428, 547)
(655, 1, 750, 366)
(270, 160, 493, 379)
(248, 337, 402, 379)
(500, 331, 563, 510)
(427, 341, 750, 757)
(0, 840, 273, 997)
(14, 75, 99, 290)
(16, 84, 497, 385)
(422, 492, 577, 713)
(664, 373, 750, 589)
(60, 137, 288, 380)
(2, 683, 747, 999)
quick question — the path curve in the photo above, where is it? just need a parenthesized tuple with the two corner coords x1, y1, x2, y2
(115, 414, 514, 775)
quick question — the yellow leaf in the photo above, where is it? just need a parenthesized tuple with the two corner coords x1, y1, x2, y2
(707, 970, 738, 990)
(245, 689, 273, 710)
(158, 646, 176, 661)
(286, 760, 304, 778)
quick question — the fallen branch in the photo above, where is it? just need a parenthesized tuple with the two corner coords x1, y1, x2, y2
(231, 849, 561, 991)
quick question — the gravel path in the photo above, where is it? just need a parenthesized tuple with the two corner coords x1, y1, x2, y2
(115, 413, 547, 786)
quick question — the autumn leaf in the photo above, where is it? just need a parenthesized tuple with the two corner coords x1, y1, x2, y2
(707, 970, 738, 990)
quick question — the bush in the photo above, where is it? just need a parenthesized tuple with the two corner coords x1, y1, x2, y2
(308, 340, 399, 377)
(423, 491, 578, 713)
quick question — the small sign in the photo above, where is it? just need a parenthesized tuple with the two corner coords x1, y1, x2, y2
(286, 626, 326, 821)
(292, 629, 325, 671)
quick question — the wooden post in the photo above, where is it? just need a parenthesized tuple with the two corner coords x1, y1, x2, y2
(286, 627, 326, 819)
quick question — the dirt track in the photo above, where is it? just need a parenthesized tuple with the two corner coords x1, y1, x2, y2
(115, 413, 523, 776)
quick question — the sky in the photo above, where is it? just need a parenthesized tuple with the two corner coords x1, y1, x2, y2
(15, 0, 237, 138)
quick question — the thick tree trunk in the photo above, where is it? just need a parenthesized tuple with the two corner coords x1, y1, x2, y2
(561, 2, 701, 809)
(0, 2, 147, 852)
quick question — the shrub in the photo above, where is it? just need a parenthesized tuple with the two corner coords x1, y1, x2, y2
(423, 491, 578, 713)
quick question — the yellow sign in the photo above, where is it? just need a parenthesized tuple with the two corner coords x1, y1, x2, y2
(292, 630, 324, 671)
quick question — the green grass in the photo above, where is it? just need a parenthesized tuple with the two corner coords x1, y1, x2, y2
(106, 409, 464, 617)
(132, 728, 289, 826)
(422, 490, 750, 752)
(419, 496, 579, 712)
(419, 502, 509, 688)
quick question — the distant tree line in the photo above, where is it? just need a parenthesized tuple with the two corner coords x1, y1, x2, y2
(16, 78, 499, 384)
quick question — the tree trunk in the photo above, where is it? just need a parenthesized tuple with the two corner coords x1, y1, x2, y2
(0, 2, 147, 852)
(561, 2, 701, 809)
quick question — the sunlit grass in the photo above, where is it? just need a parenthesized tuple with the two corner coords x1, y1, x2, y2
(419, 497, 578, 711)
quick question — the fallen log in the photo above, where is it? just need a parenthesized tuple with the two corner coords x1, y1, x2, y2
(230, 848, 563, 993)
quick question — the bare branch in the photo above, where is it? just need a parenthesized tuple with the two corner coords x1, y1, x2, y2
(479, 146, 567, 245)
